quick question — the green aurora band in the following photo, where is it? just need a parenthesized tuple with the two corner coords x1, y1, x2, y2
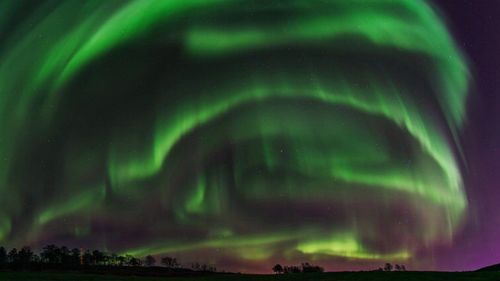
(0, 0, 469, 271)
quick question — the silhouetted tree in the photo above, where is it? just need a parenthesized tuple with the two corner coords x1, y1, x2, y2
(18, 246, 33, 267)
(70, 248, 81, 266)
(199, 263, 216, 272)
(82, 250, 92, 266)
(272, 263, 283, 274)
(41, 245, 60, 264)
(384, 263, 393, 271)
(284, 265, 301, 273)
(401, 265, 406, 271)
(191, 262, 200, 270)
(127, 256, 142, 266)
(161, 256, 179, 268)
(8, 248, 18, 265)
(92, 250, 105, 266)
(301, 262, 324, 273)
(31, 254, 40, 264)
(60, 246, 71, 267)
(117, 255, 126, 266)
(144, 255, 156, 266)
(107, 253, 116, 266)
(102, 252, 111, 266)
(0, 246, 6, 268)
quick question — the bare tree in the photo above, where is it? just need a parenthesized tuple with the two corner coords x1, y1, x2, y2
(18, 247, 33, 266)
(161, 256, 179, 268)
(144, 255, 156, 266)
(8, 248, 18, 264)
(0, 247, 6, 268)
(191, 262, 200, 271)
(272, 263, 283, 274)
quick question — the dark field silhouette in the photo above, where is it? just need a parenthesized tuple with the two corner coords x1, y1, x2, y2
(2, 271, 500, 281)
(1, 245, 500, 280)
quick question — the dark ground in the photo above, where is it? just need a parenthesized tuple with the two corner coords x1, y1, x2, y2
(2, 271, 500, 281)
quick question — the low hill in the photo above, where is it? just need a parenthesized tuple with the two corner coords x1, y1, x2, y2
(477, 263, 500, 272)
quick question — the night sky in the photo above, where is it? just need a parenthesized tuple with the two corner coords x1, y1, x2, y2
(0, 0, 498, 273)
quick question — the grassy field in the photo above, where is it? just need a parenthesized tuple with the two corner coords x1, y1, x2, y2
(1, 271, 500, 281)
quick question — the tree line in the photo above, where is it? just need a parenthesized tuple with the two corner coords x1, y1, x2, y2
(272, 262, 408, 274)
(378, 263, 407, 271)
(272, 262, 324, 274)
(0, 245, 215, 272)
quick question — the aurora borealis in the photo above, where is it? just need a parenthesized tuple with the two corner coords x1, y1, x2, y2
(2, 0, 498, 273)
